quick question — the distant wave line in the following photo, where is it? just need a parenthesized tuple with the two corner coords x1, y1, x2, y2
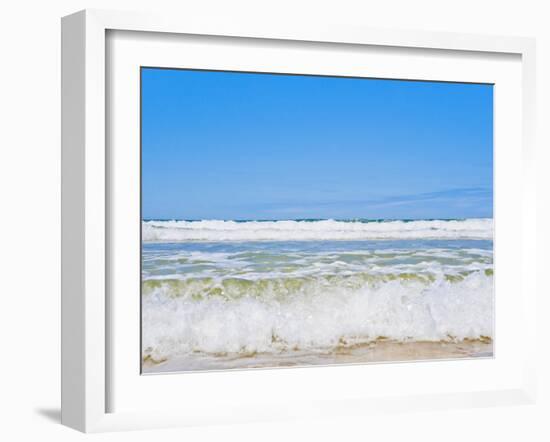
(142, 218, 493, 242)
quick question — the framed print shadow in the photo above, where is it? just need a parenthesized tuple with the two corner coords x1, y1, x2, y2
(61, 9, 537, 433)
(140, 68, 494, 374)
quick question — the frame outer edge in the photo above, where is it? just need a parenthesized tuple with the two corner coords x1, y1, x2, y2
(89, 8, 531, 55)
(62, 9, 108, 433)
(520, 40, 537, 403)
(61, 10, 87, 432)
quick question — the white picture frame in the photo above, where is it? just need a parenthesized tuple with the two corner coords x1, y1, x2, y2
(61, 9, 538, 433)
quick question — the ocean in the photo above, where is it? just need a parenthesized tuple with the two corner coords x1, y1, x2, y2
(141, 218, 494, 372)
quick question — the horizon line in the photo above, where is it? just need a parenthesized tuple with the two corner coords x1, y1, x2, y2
(142, 216, 493, 222)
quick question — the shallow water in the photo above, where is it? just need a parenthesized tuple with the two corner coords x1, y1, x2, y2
(141, 219, 494, 372)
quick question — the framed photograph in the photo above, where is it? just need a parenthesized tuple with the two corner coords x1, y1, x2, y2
(61, 9, 538, 432)
(140, 67, 496, 374)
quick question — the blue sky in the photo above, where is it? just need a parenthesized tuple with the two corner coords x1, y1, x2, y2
(142, 68, 493, 220)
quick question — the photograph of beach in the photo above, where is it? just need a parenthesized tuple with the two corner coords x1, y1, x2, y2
(140, 68, 493, 373)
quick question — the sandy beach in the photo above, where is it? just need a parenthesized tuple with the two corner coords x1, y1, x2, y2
(142, 338, 493, 374)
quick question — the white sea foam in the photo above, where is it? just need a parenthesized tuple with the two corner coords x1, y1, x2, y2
(142, 218, 493, 242)
(142, 271, 493, 361)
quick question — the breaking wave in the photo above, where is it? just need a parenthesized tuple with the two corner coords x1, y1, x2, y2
(142, 270, 493, 361)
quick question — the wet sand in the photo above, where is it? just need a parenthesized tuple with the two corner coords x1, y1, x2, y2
(142, 338, 493, 374)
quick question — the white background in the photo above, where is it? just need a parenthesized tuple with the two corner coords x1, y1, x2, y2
(0, 0, 548, 441)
